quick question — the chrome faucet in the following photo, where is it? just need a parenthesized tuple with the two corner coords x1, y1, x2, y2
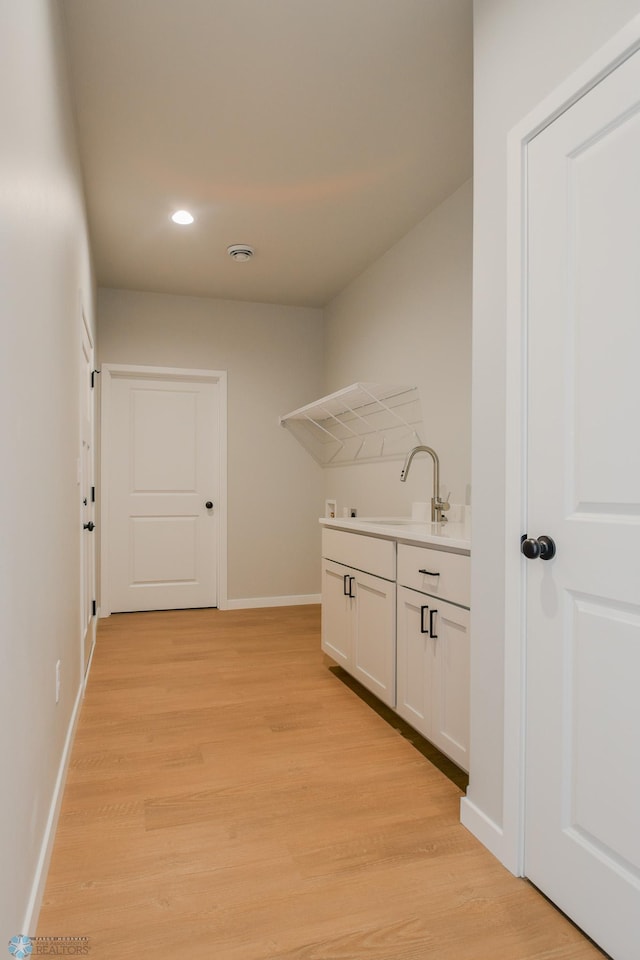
(400, 445, 450, 522)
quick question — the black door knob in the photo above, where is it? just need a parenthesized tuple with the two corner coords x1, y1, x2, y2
(205, 501, 214, 510)
(83, 521, 95, 532)
(521, 535, 556, 561)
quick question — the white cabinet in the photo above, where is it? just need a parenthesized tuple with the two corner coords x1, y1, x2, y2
(320, 558, 352, 668)
(396, 586, 470, 772)
(321, 532, 396, 707)
(350, 568, 396, 706)
(397, 542, 470, 606)
(321, 528, 470, 770)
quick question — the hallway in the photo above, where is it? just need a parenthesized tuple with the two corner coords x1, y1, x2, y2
(38, 606, 603, 959)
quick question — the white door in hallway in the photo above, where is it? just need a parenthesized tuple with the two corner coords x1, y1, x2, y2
(104, 369, 221, 613)
(80, 314, 96, 674)
(525, 47, 640, 960)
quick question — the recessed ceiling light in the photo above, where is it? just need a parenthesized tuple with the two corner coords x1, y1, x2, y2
(171, 209, 194, 225)
(227, 244, 254, 262)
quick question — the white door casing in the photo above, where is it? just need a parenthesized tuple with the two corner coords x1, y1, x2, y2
(524, 45, 640, 959)
(100, 365, 227, 614)
(79, 310, 96, 675)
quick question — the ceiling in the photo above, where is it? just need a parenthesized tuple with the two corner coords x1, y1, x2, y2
(61, 0, 473, 308)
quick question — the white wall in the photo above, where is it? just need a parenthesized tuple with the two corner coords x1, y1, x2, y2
(323, 180, 472, 517)
(0, 0, 95, 939)
(470, 0, 640, 856)
(97, 289, 325, 603)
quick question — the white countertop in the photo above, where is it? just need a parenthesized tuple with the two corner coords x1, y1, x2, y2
(319, 516, 471, 552)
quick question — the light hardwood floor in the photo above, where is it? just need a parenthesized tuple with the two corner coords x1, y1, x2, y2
(38, 606, 604, 959)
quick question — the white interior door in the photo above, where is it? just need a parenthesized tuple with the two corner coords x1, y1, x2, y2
(525, 48, 640, 960)
(80, 315, 96, 674)
(104, 369, 221, 613)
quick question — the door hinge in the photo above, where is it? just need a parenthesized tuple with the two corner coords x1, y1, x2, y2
(91, 369, 100, 388)
(91, 485, 96, 503)
(92, 600, 97, 617)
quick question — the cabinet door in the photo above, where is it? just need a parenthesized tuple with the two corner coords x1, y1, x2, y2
(396, 586, 436, 739)
(351, 570, 396, 707)
(430, 599, 470, 772)
(396, 587, 470, 772)
(321, 559, 352, 667)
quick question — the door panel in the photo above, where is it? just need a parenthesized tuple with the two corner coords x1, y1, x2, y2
(571, 109, 640, 509)
(132, 389, 198, 491)
(396, 587, 469, 770)
(131, 516, 198, 584)
(107, 374, 219, 612)
(320, 559, 351, 666)
(430, 602, 469, 771)
(525, 47, 640, 959)
(396, 586, 432, 733)
(569, 598, 640, 870)
(351, 570, 395, 706)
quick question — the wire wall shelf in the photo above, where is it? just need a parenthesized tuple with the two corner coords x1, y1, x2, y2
(279, 383, 424, 467)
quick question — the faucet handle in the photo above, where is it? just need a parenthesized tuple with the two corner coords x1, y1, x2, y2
(434, 492, 450, 522)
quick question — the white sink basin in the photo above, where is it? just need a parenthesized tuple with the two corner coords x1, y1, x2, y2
(358, 517, 436, 527)
(358, 517, 420, 524)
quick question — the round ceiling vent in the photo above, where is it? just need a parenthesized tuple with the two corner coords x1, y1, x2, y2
(227, 244, 254, 262)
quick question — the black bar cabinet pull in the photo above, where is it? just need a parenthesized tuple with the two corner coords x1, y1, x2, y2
(419, 569, 440, 577)
(429, 608, 438, 639)
(420, 605, 429, 634)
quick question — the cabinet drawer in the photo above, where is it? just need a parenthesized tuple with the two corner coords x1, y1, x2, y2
(397, 543, 470, 607)
(322, 528, 395, 581)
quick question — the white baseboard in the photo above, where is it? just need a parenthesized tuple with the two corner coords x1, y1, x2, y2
(223, 594, 321, 610)
(460, 796, 517, 872)
(99, 599, 320, 613)
(21, 682, 84, 935)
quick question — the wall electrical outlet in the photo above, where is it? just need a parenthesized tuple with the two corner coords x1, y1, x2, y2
(349, 507, 357, 518)
(55, 660, 61, 704)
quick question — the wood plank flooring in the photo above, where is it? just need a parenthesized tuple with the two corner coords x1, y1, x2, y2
(38, 606, 604, 959)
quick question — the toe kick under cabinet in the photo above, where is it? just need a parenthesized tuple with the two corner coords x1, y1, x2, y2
(321, 527, 470, 771)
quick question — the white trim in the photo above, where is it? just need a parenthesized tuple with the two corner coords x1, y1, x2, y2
(460, 797, 511, 867)
(79, 300, 97, 681)
(22, 682, 84, 935)
(83, 627, 98, 691)
(100, 363, 228, 614)
(216, 373, 228, 610)
(498, 14, 640, 876)
(223, 594, 321, 611)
